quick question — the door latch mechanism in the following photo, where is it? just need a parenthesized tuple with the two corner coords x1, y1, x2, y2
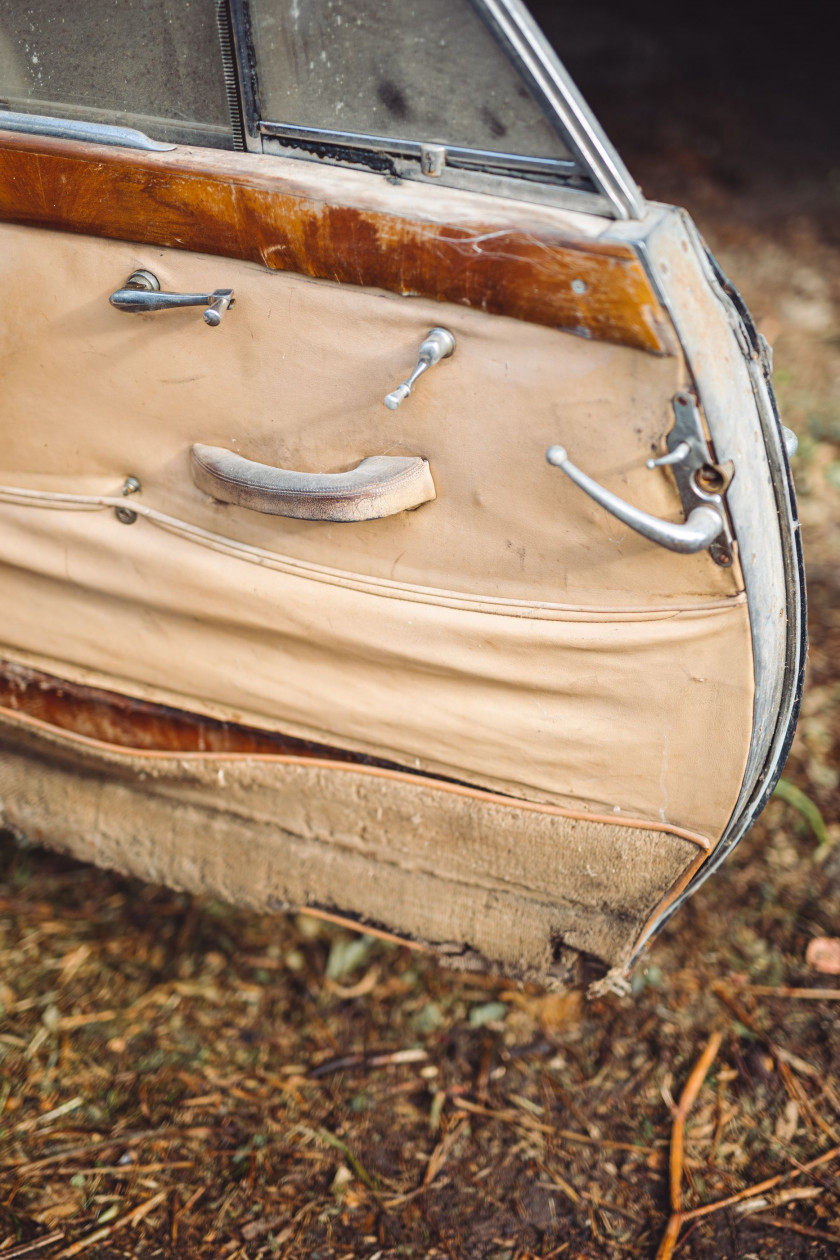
(546, 392, 735, 566)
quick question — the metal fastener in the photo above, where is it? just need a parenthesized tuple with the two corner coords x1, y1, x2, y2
(124, 269, 160, 292)
(420, 143, 446, 177)
(115, 475, 141, 524)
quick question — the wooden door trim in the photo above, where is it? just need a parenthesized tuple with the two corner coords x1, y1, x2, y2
(0, 130, 673, 354)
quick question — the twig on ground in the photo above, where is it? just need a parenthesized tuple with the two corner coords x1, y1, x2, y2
(756, 1216, 840, 1244)
(536, 1174, 581, 1207)
(11, 1099, 84, 1134)
(712, 984, 821, 1076)
(423, 1117, 469, 1188)
(655, 1029, 723, 1260)
(681, 1143, 840, 1223)
(55, 1012, 118, 1032)
(308, 1048, 427, 1079)
(0, 1233, 65, 1260)
(585, 1192, 644, 1224)
(669, 1033, 723, 1212)
(451, 1098, 651, 1154)
(4, 1127, 217, 1175)
(50, 1190, 167, 1259)
(729, 982, 840, 1000)
(732, 1185, 823, 1214)
(778, 1059, 840, 1144)
(49, 1161, 194, 1176)
(779, 1145, 840, 1199)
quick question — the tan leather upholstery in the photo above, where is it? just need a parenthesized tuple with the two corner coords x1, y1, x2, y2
(0, 226, 738, 605)
(0, 222, 754, 850)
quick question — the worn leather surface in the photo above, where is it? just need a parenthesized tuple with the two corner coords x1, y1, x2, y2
(0, 707, 704, 975)
(0, 494, 752, 839)
(190, 445, 436, 521)
(0, 225, 739, 604)
(0, 217, 755, 849)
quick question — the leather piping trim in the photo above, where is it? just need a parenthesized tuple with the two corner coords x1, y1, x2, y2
(0, 130, 673, 354)
(0, 702, 711, 851)
(0, 482, 747, 618)
(634, 847, 711, 945)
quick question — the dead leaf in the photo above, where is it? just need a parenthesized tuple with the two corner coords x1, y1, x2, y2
(28, 1184, 85, 1225)
(325, 965, 380, 998)
(504, 989, 582, 1030)
(774, 1098, 799, 1142)
(805, 937, 840, 974)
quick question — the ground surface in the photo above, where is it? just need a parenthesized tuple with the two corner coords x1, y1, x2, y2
(2, 10, 840, 1259)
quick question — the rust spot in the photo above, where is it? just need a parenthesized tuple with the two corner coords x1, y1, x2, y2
(0, 130, 673, 354)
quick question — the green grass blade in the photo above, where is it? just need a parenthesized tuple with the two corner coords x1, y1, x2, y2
(773, 777, 832, 858)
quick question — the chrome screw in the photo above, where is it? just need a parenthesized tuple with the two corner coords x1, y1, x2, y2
(115, 475, 141, 524)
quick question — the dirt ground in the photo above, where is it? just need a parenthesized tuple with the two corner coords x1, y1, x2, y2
(1, 10, 840, 1259)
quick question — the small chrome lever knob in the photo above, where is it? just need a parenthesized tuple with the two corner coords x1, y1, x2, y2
(646, 441, 691, 470)
(384, 327, 455, 410)
(109, 271, 235, 326)
(203, 290, 234, 326)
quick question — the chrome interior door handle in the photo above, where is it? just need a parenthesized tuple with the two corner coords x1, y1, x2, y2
(109, 270, 234, 325)
(545, 445, 724, 554)
(191, 445, 436, 522)
(546, 392, 736, 565)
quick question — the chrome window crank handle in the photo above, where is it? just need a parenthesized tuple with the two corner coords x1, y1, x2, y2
(109, 271, 235, 326)
(384, 328, 455, 409)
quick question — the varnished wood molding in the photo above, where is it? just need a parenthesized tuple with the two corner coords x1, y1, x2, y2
(0, 658, 402, 764)
(0, 131, 673, 354)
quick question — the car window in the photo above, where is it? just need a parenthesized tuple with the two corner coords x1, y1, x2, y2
(0, 0, 238, 149)
(249, 0, 571, 161)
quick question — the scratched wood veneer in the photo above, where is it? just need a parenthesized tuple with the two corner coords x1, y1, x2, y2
(0, 130, 672, 353)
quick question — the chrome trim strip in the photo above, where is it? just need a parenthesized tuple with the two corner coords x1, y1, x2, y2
(257, 121, 580, 180)
(259, 132, 611, 212)
(0, 110, 175, 152)
(470, 0, 645, 220)
(626, 213, 806, 963)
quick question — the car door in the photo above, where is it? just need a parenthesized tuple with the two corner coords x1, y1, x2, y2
(0, 0, 804, 984)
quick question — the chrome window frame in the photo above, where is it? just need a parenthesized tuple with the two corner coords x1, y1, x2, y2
(229, 0, 644, 219)
(628, 243, 807, 964)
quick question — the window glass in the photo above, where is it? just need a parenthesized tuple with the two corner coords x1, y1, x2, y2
(250, 0, 570, 160)
(0, 0, 235, 149)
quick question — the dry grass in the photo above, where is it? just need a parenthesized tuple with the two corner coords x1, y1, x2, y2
(1, 760, 840, 1260)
